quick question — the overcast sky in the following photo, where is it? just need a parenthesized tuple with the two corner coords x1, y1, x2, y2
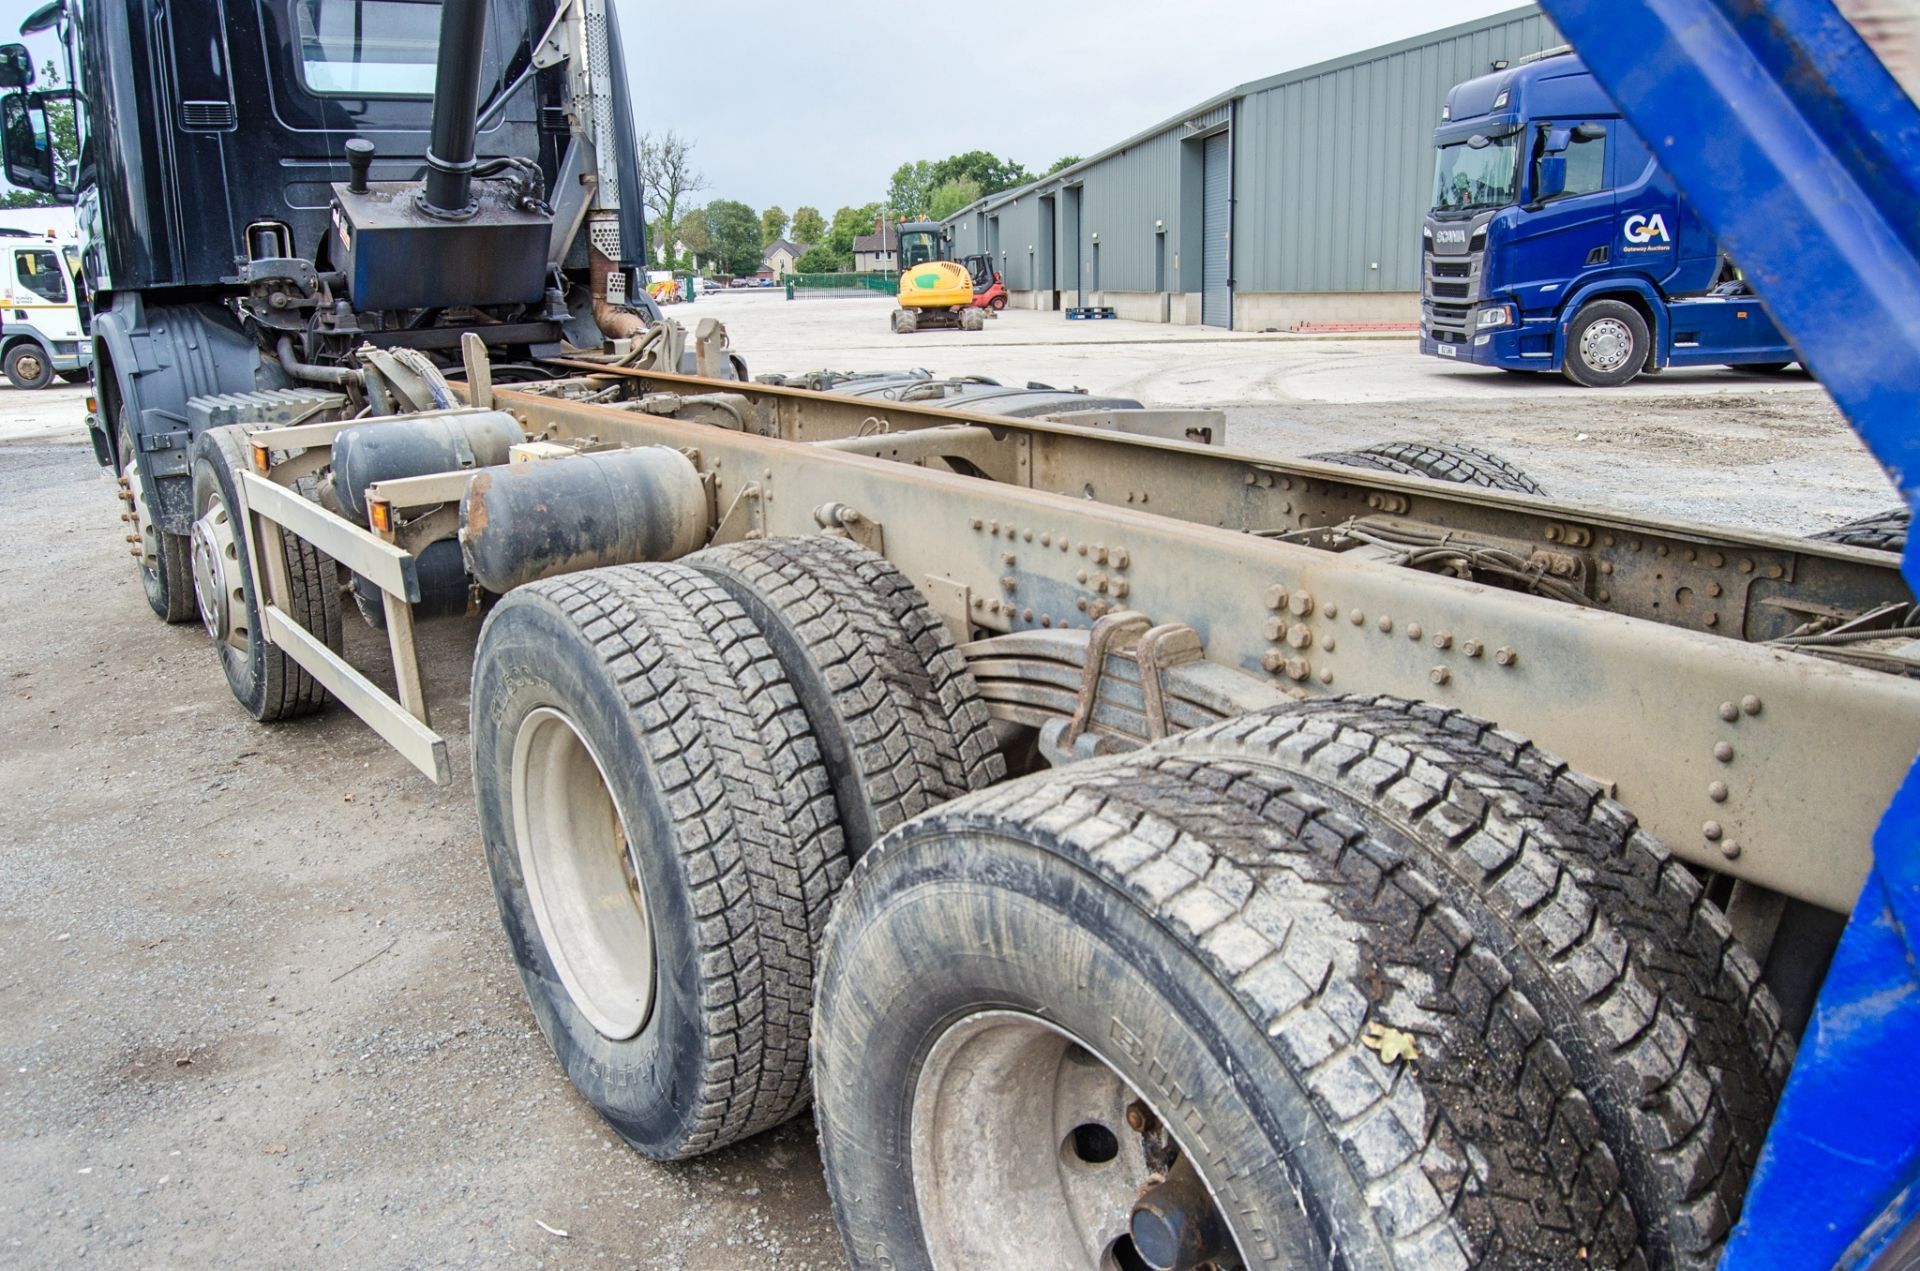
(0, 0, 1534, 214)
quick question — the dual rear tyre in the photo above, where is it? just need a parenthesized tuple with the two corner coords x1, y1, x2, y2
(470, 539, 1786, 1267)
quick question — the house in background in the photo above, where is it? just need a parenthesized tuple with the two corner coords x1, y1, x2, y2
(762, 238, 805, 277)
(852, 217, 898, 272)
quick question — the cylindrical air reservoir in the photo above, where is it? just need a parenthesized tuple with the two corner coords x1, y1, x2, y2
(460, 447, 711, 593)
(330, 410, 525, 524)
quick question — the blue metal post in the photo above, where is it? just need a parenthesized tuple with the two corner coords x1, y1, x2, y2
(1538, 1, 1920, 1265)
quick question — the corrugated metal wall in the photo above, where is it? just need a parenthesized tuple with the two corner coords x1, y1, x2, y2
(942, 6, 1559, 303)
(1235, 10, 1559, 292)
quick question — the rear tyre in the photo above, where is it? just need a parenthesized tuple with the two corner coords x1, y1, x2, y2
(958, 307, 986, 332)
(988, 294, 1008, 311)
(470, 563, 845, 1159)
(5, 342, 53, 390)
(891, 308, 918, 334)
(188, 426, 341, 720)
(118, 410, 195, 623)
(816, 700, 1786, 1269)
(686, 535, 1003, 854)
(1562, 299, 1649, 387)
(1810, 506, 1907, 553)
(1309, 440, 1546, 495)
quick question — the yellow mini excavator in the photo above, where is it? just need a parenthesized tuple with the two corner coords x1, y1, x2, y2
(891, 221, 986, 333)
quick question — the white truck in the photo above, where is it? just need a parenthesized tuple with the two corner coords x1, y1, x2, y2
(0, 228, 87, 388)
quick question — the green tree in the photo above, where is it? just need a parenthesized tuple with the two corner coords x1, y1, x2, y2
(826, 203, 885, 259)
(1046, 154, 1081, 175)
(927, 177, 981, 222)
(636, 130, 707, 263)
(929, 150, 1028, 197)
(705, 199, 764, 275)
(676, 206, 713, 261)
(760, 205, 788, 246)
(795, 243, 845, 273)
(791, 206, 826, 245)
(886, 160, 933, 220)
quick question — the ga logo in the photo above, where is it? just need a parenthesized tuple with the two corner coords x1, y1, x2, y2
(1623, 212, 1671, 245)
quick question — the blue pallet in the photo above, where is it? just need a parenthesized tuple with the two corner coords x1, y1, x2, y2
(1064, 307, 1116, 320)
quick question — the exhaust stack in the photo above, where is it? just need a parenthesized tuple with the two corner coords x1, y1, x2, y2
(421, 0, 489, 215)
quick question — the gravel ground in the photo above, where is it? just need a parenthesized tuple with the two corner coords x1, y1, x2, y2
(0, 314, 1897, 1269)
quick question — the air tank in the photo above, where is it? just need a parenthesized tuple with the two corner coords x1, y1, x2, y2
(460, 447, 711, 593)
(330, 410, 525, 524)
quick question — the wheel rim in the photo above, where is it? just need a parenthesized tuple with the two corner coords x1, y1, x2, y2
(16, 352, 44, 382)
(511, 706, 655, 1041)
(190, 493, 245, 650)
(1579, 316, 1635, 373)
(909, 1010, 1246, 1270)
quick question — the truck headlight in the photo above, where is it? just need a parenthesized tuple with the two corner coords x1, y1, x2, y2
(1477, 304, 1514, 330)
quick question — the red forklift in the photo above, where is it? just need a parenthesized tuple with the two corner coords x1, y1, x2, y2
(960, 254, 1007, 313)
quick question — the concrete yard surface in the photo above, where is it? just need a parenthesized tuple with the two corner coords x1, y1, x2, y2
(0, 311, 1898, 1267)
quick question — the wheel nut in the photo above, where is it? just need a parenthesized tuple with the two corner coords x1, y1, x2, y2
(1432, 631, 1452, 650)
(1462, 639, 1483, 657)
(1494, 646, 1517, 666)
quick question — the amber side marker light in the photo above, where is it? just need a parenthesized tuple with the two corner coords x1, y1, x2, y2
(250, 443, 272, 474)
(369, 500, 392, 534)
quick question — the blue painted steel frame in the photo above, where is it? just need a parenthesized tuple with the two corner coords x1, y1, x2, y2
(1539, 1, 1920, 1265)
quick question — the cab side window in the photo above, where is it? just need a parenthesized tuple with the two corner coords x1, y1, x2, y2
(15, 248, 67, 303)
(1564, 128, 1608, 197)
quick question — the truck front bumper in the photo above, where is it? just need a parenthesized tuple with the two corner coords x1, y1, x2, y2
(1421, 313, 1558, 371)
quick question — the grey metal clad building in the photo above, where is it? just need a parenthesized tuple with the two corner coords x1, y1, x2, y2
(941, 5, 1559, 330)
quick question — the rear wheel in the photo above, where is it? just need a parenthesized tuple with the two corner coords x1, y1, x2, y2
(816, 699, 1786, 1269)
(686, 535, 1003, 854)
(1309, 440, 1545, 495)
(471, 563, 845, 1159)
(118, 410, 195, 623)
(892, 307, 918, 334)
(988, 294, 1007, 311)
(188, 425, 341, 720)
(958, 307, 986, 332)
(1562, 299, 1649, 387)
(5, 342, 53, 390)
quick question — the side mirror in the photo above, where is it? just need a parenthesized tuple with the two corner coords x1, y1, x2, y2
(1573, 122, 1608, 142)
(0, 44, 33, 91)
(2, 90, 61, 197)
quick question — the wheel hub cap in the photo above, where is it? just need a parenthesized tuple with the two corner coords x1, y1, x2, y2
(18, 353, 43, 380)
(511, 707, 655, 1041)
(1581, 316, 1634, 373)
(908, 1011, 1244, 1270)
(189, 497, 243, 647)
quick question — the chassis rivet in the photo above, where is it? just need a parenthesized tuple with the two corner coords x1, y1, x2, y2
(1597, 589, 1611, 603)
(972, 597, 984, 609)
(1078, 544, 1089, 557)
(1705, 613, 1720, 627)
(1289, 592, 1315, 616)
(1602, 534, 1616, 547)
(1407, 623, 1424, 641)
(1765, 564, 1783, 579)
(1718, 701, 1739, 722)
(1261, 650, 1285, 673)
(1738, 558, 1754, 574)
(1709, 781, 1729, 803)
(1321, 635, 1336, 652)
(1089, 602, 1108, 619)
(1656, 543, 1669, 557)
(1077, 599, 1088, 612)
(1113, 581, 1131, 599)
(1714, 741, 1735, 763)
(1094, 545, 1109, 563)
(1023, 529, 1034, 542)
(1433, 631, 1453, 650)
(1004, 552, 1018, 566)
(1463, 639, 1483, 657)
(1631, 539, 1644, 552)
(1709, 551, 1725, 567)
(1077, 569, 1089, 584)
(1545, 525, 1561, 542)
(1321, 602, 1338, 619)
(990, 520, 1001, 534)
(1244, 472, 1258, 485)
(1002, 577, 1017, 592)
(1721, 840, 1742, 861)
(1430, 666, 1451, 686)
(1023, 608, 1034, 621)
(1741, 695, 1763, 716)
(1040, 532, 1051, 545)
(1494, 646, 1517, 666)
(1350, 610, 1365, 627)
(1287, 624, 1314, 649)
(1378, 616, 1394, 633)
(1319, 667, 1335, 684)
(1060, 538, 1069, 552)
(1703, 821, 1723, 841)
(1599, 561, 1614, 574)
(1042, 615, 1053, 627)
(1266, 585, 1288, 610)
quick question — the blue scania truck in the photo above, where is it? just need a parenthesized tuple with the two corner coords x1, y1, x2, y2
(1419, 49, 1798, 386)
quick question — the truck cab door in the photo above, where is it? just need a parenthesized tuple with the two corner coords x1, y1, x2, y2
(1504, 121, 1616, 316)
(1610, 126, 1685, 288)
